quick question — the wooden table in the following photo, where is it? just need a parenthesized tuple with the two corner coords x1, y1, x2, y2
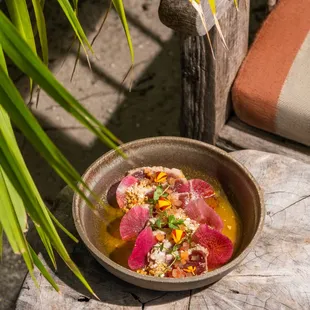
(16, 150, 310, 309)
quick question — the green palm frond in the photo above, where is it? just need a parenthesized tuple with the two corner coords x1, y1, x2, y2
(0, 2, 121, 296)
(32, 0, 48, 65)
(112, 0, 134, 65)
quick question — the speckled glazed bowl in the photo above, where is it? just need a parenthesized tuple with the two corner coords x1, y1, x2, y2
(73, 137, 264, 291)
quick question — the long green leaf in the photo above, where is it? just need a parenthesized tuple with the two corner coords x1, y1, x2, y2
(5, 0, 37, 90)
(32, 0, 48, 65)
(3, 168, 28, 233)
(36, 225, 57, 270)
(0, 11, 122, 149)
(56, 0, 93, 52)
(112, 0, 134, 65)
(0, 167, 20, 254)
(0, 67, 95, 211)
(0, 124, 96, 297)
(0, 167, 34, 283)
(0, 222, 3, 260)
(29, 245, 60, 292)
(47, 209, 79, 243)
(0, 45, 8, 74)
(5, 0, 37, 53)
(0, 73, 95, 293)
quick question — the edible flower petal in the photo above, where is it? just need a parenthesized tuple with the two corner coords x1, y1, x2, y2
(157, 197, 172, 211)
(171, 229, 186, 244)
(184, 266, 196, 275)
(154, 171, 168, 183)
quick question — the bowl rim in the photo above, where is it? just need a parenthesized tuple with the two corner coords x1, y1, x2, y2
(73, 136, 265, 284)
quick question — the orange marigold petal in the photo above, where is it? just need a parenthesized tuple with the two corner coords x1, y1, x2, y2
(172, 229, 186, 244)
(154, 172, 167, 183)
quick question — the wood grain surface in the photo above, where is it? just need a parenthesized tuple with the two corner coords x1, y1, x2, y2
(217, 117, 310, 165)
(16, 150, 310, 309)
(180, 0, 249, 144)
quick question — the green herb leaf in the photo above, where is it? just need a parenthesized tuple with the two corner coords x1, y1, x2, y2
(168, 215, 175, 222)
(148, 198, 155, 205)
(175, 219, 185, 225)
(162, 192, 169, 198)
(168, 223, 179, 230)
(149, 205, 153, 216)
(155, 218, 162, 229)
(172, 244, 179, 253)
(153, 186, 163, 201)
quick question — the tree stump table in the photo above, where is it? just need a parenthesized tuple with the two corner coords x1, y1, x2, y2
(15, 150, 310, 309)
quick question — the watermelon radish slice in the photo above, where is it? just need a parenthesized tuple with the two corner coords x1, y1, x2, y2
(185, 198, 223, 231)
(128, 227, 157, 270)
(116, 175, 138, 208)
(177, 179, 214, 198)
(192, 224, 233, 269)
(120, 206, 150, 241)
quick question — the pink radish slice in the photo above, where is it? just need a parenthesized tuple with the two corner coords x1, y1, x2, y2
(128, 227, 157, 270)
(120, 206, 150, 241)
(177, 179, 215, 199)
(192, 224, 233, 269)
(185, 198, 223, 231)
(116, 175, 138, 208)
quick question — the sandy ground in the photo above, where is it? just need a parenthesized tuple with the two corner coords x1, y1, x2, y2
(0, 0, 268, 308)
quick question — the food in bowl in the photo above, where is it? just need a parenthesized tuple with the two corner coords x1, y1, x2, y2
(102, 166, 241, 278)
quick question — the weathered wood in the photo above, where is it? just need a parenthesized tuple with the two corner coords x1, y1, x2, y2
(217, 116, 310, 164)
(158, 0, 232, 36)
(15, 150, 310, 309)
(180, 0, 250, 143)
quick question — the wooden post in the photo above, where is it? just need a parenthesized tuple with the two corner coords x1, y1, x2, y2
(159, 0, 250, 144)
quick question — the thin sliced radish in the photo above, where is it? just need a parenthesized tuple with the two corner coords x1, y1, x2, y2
(176, 179, 215, 208)
(177, 179, 215, 198)
(116, 175, 138, 208)
(120, 205, 150, 241)
(185, 198, 223, 231)
(128, 227, 157, 270)
(192, 224, 233, 269)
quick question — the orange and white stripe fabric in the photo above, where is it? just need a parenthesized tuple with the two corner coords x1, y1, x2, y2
(232, 0, 310, 146)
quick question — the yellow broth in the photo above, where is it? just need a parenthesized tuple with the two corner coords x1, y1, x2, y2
(97, 171, 242, 270)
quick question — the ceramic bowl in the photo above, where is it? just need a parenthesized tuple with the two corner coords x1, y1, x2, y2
(73, 137, 264, 291)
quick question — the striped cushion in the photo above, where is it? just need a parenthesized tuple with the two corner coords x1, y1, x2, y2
(232, 0, 310, 146)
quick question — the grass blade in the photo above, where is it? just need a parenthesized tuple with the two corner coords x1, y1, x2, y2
(36, 225, 57, 270)
(0, 11, 122, 150)
(0, 67, 96, 210)
(234, 0, 239, 10)
(0, 167, 34, 282)
(29, 245, 60, 292)
(3, 170, 28, 233)
(4, 0, 37, 53)
(0, 222, 3, 260)
(47, 209, 79, 243)
(190, 0, 215, 59)
(0, 45, 8, 74)
(32, 0, 49, 65)
(5, 0, 37, 91)
(56, 0, 93, 52)
(0, 121, 97, 297)
(112, 0, 134, 65)
(91, 1, 112, 47)
(207, 0, 228, 49)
